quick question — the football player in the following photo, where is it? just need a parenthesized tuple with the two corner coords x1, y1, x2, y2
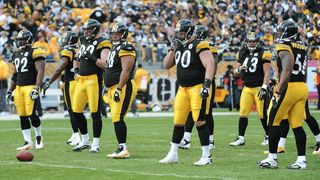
(159, 19, 215, 166)
(6, 29, 46, 150)
(72, 19, 111, 153)
(179, 25, 218, 150)
(229, 32, 271, 146)
(258, 19, 308, 169)
(43, 32, 81, 146)
(104, 23, 137, 159)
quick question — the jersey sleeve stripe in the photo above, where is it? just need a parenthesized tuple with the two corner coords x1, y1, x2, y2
(97, 40, 112, 50)
(275, 44, 293, 54)
(209, 46, 218, 54)
(196, 40, 210, 53)
(32, 48, 46, 60)
(61, 50, 73, 61)
(262, 51, 272, 61)
(119, 49, 136, 58)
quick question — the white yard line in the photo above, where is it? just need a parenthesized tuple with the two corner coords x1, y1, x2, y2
(0, 160, 238, 180)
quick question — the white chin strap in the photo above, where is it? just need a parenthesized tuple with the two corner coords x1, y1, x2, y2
(112, 41, 120, 45)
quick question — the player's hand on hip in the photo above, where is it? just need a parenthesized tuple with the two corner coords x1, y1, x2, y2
(30, 86, 40, 100)
(113, 88, 122, 103)
(6, 91, 12, 103)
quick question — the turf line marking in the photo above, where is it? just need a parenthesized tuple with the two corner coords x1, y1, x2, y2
(0, 161, 238, 180)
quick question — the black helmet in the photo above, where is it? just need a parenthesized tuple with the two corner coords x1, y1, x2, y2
(110, 22, 128, 42)
(61, 31, 78, 47)
(175, 19, 195, 45)
(275, 19, 298, 41)
(17, 29, 34, 49)
(244, 32, 260, 51)
(82, 19, 101, 41)
(194, 25, 208, 40)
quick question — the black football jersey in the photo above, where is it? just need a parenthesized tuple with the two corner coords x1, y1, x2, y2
(104, 41, 136, 87)
(61, 46, 78, 81)
(11, 47, 46, 86)
(275, 40, 307, 82)
(78, 37, 111, 76)
(236, 47, 272, 87)
(175, 39, 210, 87)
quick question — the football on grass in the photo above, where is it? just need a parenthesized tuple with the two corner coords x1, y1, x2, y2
(16, 151, 34, 161)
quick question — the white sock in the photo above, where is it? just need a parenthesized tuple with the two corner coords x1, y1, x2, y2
(268, 153, 277, 160)
(92, 138, 100, 146)
(201, 145, 210, 157)
(315, 134, 320, 142)
(33, 126, 41, 137)
(22, 129, 32, 144)
(278, 137, 286, 148)
(119, 143, 127, 149)
(82, 134, 89, 143)
(170, 143, 179, 153)
(297, 156, 306, 162)
(183, 132, 192, 142)
(238, 136, 245, 141)
(209, 135, 214, 142)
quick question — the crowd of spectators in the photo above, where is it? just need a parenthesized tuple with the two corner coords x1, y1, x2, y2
(0, 0, 319, 64)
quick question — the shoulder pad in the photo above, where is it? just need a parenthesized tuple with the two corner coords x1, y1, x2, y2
(262, 50, 272, 61)
(119, 42, 136, 58)
(275, 43, 293, 54)
(32, 48, 46, 60)
(61, 48, 73, 60)
(97, 38, 112, 50)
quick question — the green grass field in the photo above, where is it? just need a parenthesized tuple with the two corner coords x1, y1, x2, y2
(1, 113, 320, 180)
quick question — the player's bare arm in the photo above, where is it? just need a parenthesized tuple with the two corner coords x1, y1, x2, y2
(8, 68, 17, 92)
(96, 48, 110, 70)
(276, 51, 294, 93)
(117, 55, 135, 89)
(233, 61, 242, 76)
(34, 60, 45, 87)
(263, 62, 270, 86)
(163, 50, 175, 69)
(48, 57, 69, 84)
(199, 49, 214, 81)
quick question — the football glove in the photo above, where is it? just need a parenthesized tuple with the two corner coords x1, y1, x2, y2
(83, 52, 98, 63)
(6, 91, 12, 104)
(235, 65, 248, 73)
(257, 85, 268, 100)
(43, 81, 51, 96)
(30, 86, 40, 100)
(271, 92, 281, 109)
(170, 36, 179, 51)
(113, 88, 122, 103)
(74, 67, 80, 80)
(200, 79, 211, 99)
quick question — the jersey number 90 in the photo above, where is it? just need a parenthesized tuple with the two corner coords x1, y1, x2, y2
(175, 50, 191, 68)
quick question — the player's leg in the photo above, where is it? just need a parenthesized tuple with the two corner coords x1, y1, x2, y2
(72, 77, 90, 151)
(159, 86, 190, 164)
(65, 80, 80, 146)
(179, 112, 193, 149)
(207, 81, 215, 149)
(255, 88, 269, 145)
(86, 75, 103, 153)
(230, 86, 254, 146)
(304, 100, 320, 155)
(107, 80, 137, 158)
(24, 85, 43, 150)
(191, 84, 211, 166)
(277, 118, 289, 153)
(287, 97, 307, 169)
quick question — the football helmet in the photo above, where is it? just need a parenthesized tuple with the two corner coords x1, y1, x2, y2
(244, 32, 260, 52)
(61, 31, 78, 48)
(110, 22, 128, 44)
(17, 29, 34, 49)
(194, 25, 208, 40)
(275, 19, 298, 42)
(82, 19, 101, 41)
(175, 19, 195, 45)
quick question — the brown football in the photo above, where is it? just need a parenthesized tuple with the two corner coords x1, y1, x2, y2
(16, 151, 34, 161)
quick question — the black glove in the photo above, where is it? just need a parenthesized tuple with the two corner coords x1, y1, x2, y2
(271, 92, 281, 109)
(257, 85, 267, 100)
(6, 91, 12, 103)
(170, 36, 179, 51)
(43, 81, 51, 96)
(200, 79, 211, 99)
(113, 88, 122, 103)
(74, 67, 80, 80)
(83, 52, 98, 63)
(30, 86, 40, 100)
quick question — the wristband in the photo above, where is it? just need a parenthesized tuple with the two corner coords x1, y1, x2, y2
(262, 84, 268, 89)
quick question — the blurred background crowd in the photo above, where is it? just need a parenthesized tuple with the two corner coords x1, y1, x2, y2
(0, 0, 320, 114)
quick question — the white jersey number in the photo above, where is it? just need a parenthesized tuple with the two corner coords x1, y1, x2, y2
(243, 57, 258, 73)
(107, 51, 116, 68)
(14, 57, 28, 72)
(292, 53, 306, 75)
(175, 50, 191, 68)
